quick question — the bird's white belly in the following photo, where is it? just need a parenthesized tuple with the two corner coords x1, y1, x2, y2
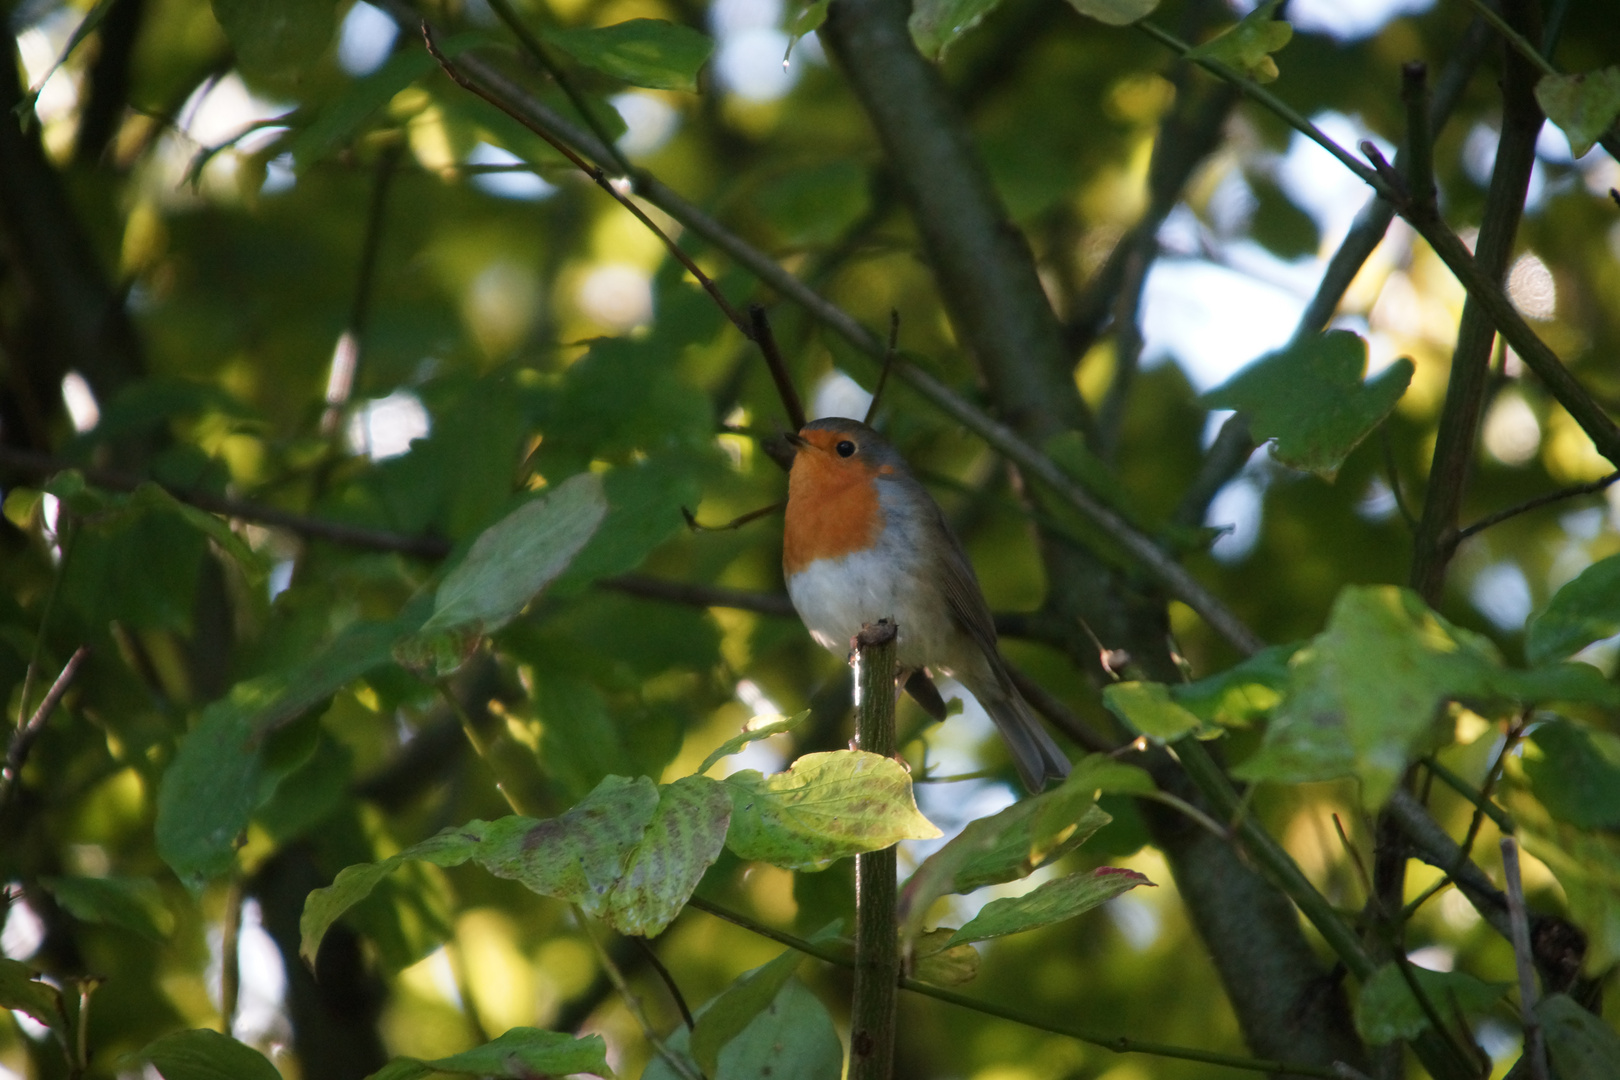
(786, 549, 950, 669)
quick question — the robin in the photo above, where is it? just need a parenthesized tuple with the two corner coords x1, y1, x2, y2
(782, 416, 1071, 792)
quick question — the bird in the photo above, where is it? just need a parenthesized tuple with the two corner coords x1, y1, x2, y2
(782, 416, 1071, 792)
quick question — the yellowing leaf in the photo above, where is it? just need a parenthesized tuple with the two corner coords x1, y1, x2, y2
(1186, 0, 1294, 84)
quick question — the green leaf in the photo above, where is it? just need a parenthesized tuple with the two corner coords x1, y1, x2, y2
(552, 455, 709, 594)
(1539, 992, 1620, 1079)
(157, 615, 410, 891)
(690, 950, 802, 1076)
(131, 483, 266, 579)
(476, 776, 661, 920)
(546, 20, 714, 93)
(908, 0, 1008, 61)
(1203, 331, 1412, 479)
(644, 977, 842, 1080)
(43, 876, 174, 942)
(1063, 0, 1160, 27)
(1170, 644, 1297, 728)
(722, 751, 941, 871)
(1237, 585, 1620, 805)
(289, 35, 486, 168)
(1527, 553, 1620, 665)
(1185, 0, 1294, 83)
(604, 776, 732, 937)
(137, 1028, 281, 1080)
(946, 866, 1153, 946)
(210, 0, 335, 80)
(1524, 719, 1620, 830)
(1031, 756, 1147, 862)
(364, 1028, 614, 1079)
(0, 958, 63, 1030)
(910, 928, 980, 986)
(1353, 963, 1507, 1045)
(1535, 69, 1620, 159)
(699, 712, 809, 775)
(899, 793, 1111, 946)
(1101, 681, 1206, 742)
(395, 472, 608, 677)
(299, 822, 499, 964)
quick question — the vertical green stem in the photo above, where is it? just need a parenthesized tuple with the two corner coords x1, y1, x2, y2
(851, 620, 899, 1080)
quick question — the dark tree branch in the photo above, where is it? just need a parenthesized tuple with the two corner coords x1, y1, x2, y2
(1, 648, 90, 811)
(1410, 0, 1544, 604)
(1456, 471, 1620, 541)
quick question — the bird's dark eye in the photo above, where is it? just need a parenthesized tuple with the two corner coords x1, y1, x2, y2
(836, 440, 857, 458)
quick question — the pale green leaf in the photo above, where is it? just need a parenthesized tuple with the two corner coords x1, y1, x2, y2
(1170, 644, 1297, 727)
(1064, 0, 1159, 27)
(723, 751, 940, 871)
(604, 775, 731, 937)
(1203, 331, 1412, 479)
(946, 866, 1153, 946)
(1535, 69, 1620, 159)
(1354, 963, 1507, 1045)
(547, 20, 714, 93)
(644, 976, 841, 1080)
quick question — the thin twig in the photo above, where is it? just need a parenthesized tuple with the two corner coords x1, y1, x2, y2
(579, 912, 705, 1080)
(748, 304, 806, 431)
(680, 500, 785, 533)
(1, 646, 90, 809)
(421, 23, 749, 337)
(632, 937, 696, 1031)
(864, 311, 899, 427)
(1456, 471, 1620, 540)
(220, 877, 244, 1037)
(1501, 838, 1549, 1080)
(684, 896, 1343, 1079)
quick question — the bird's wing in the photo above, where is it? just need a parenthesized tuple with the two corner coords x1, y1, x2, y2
(929, 507, 1004, 668)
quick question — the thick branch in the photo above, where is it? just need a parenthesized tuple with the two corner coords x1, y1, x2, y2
(1410, 0, 1543, 603)
(851, 621, 899, 1080)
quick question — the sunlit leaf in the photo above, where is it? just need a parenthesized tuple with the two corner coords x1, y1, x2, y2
(690, 949, 802, 1075)
(546, 20, 714, 93)
(699, 711, 809, 775)
(1535, 68, 1620, 159)
(1235, 585, 1616, 806)
(1170, 644, 1297, 728)
(137, 1028, 281, 1080)
(911, 928, 980, 986)
(1185, 0, 1294, 83)
(1203, 331, 1412, 479)
(946, 866, 1153, 946)
(1526, 553, 1620, 665)
(908, 0, 1008, 62)
(1063, 0, 1159, 27)
(1102, 681, 1206, 742)
(604, 775, 731, 936)
(784, 0, 831, 64)
(1353, 962, 1506, 1045)
(1539, 992, 1620, 1079)
(723, 751, 940, 871)
(210, 0, 335, 80)
(363, 1028, 613, 1079)
(899, 794, 1110, 947)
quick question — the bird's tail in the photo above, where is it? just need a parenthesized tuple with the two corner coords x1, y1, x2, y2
(972, 674, 1070, 793)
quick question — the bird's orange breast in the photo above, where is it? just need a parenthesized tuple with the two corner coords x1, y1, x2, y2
(783, 452, 886, 577)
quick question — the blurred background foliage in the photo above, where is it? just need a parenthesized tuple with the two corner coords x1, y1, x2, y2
(2, 0, 1619, 1076)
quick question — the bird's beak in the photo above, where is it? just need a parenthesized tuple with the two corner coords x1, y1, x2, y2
(783, 430, 809, 450)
